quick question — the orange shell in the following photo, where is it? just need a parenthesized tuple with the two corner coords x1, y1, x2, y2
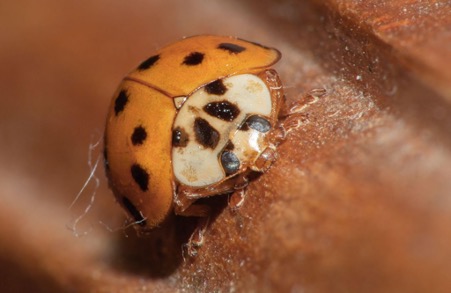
(105, 80, 175, 228)
(126, 35, 281, 97)
(105, 35, 281, 229)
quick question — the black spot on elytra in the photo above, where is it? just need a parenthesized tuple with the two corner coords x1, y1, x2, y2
(194, 118, 219, 149)
(131, 163, 149, 192)
(137, 54, 160, 70)
(182, 52, 204, 66)
(246, 116, 271, 133)
(172, 127, 189, 147)
(121, 197, 147, 227)
(131, 125, 147, 146)
(205, 79, 227, 95)
(203, 100, 240, 122)
(114, 90, 128, 116)
(221, 151, 240, 175)
(218, 42, 246, 54)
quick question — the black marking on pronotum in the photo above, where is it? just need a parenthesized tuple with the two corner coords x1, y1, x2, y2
(204, 79, 227, 95)
(114, 90, 129, 116)
(172, 126, 189, 147)
(203, 100, 240, 122)
(238, 121, 249, 131)
(194, 117, 220, 149)
(224, 141, 235, 151)
(131, 163, 149, 192)
(121, 197, 147, 227)
(221, 151, 240, 175)
(182, 52, 204, 66)
(218, 42, 246, 54)
(137, 54, 160, 70)
(131, 125, 147, 146)
(246, 116, 271, 133)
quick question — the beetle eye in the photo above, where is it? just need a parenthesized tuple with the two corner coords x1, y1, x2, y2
(246, 116, 271, 133)
(221, 151, 240, 175)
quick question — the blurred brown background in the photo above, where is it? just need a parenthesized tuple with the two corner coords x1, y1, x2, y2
(1, 0, 451, 292)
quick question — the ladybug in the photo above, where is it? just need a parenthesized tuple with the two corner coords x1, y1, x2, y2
(104, 35, 299, 254)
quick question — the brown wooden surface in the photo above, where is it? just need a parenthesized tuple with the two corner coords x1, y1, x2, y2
(1, 0, 450, 292)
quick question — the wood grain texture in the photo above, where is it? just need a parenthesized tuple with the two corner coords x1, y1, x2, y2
(0, 0, 450, 292)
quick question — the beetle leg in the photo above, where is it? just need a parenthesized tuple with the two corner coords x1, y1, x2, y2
(282, 88, 326, 116)
(277, 113, 306, 139)
(228, 188, 247, 211)
(228, 175, 250, 210)
(275, 88, 327, 142)
(174, 190, 211, 217)
(183, 216, 210, 258)
(174, 191, 211, 258)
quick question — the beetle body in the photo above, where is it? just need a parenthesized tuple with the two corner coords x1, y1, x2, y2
(104, 35, 285, 231)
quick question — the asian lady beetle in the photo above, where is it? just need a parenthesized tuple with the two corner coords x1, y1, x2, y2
(104, 35, 298, 255)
